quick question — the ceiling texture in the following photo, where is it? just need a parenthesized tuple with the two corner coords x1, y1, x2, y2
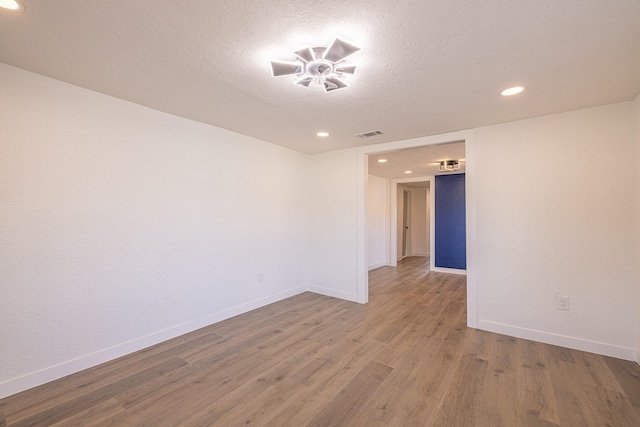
(1, 0, 639, 154)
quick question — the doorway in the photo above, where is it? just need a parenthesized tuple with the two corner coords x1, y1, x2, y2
(356, 129, 477, 328)
(389, 178, 432, 266)
(402, 190, 410, 259)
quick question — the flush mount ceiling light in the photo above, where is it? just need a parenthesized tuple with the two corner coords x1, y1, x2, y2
(0, 0, 22, 10)
(440, 160, 461, 172)
(316, 131, 330, 137)
(501, 86, 524, 96)
(270, 37, 361, 92)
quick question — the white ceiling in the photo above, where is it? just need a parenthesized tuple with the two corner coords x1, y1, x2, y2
(1, 1, 639, 155)
(368, 142, 465, 179)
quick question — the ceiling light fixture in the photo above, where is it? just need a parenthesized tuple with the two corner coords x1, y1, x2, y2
(270, 37, 362, 92)
(440, 160, 461, 172)
(404, 171, 412, 174)
(316, 131, 330, 137)
(377, 159, 387, 163)
(0, 0, 22, 10)
(501, 86, 524, 96)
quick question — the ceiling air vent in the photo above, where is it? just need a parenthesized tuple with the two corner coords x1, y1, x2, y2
(355, 129, 383, 138)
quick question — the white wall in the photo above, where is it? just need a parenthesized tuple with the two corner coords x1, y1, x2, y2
(367, 175, 388, 269)
(0, 63, 310, 398)
(475, 102, 637, 359)
(308, 148, 359, 302)
(410, 187, 429, 257)
(396, 186, 407, 259)
(426, 187, 431, 256)
(635, 94, 640, 363)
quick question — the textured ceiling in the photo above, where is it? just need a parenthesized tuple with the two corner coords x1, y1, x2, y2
(1, 0, 639, 154)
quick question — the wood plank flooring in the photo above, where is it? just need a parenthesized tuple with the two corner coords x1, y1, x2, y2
(1, 256, 639, 426)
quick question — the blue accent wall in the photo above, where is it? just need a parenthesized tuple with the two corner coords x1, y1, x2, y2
(435, 174, 466, 269)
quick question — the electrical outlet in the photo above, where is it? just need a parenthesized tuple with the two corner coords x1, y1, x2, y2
(556, 295, 569, 311)
(258, 273, 264, 283)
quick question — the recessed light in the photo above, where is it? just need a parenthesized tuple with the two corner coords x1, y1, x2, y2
(501, 86, 524, 96)
(0, 0, 22, 10)
(404, 170, 412, 174)
(378, 159, 387, 163)
(316, 131, 330, 137)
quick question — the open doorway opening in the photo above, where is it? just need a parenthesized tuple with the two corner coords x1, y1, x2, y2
(399, 181, 430, 262)
(389, 178, 432, 267)
(367, 141, 464, 271)
(357, 130, 477, 328)
(402, 189, 410, 259)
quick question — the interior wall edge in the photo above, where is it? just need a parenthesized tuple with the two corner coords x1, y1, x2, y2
(307, 285, 359, 303)
(0, 285, 308, 400)
(478, 319, 637, 362)
(368, 262, 387, 270)
(634, 92, 640, 365)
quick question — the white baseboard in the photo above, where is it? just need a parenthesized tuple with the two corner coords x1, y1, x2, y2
(368, 261, 386, 270)
(412, 252, 430, 257)
(430, 266, 467, 275)
(307, 285, 359, 303)
(478, 319, 637, 361)
(0, 286, 307, 400)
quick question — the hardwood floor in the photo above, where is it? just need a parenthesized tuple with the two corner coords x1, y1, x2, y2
(1, 257, 639, 426)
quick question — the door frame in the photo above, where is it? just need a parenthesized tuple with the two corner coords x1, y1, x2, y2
(402, 189, 410, 259)
(356, 129, 477, 328)
(390, 176, 433, 266)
